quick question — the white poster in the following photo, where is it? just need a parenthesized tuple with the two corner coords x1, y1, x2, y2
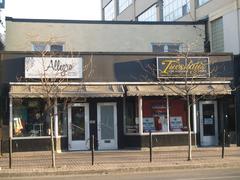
(170, 116, 183, 131)
(25, 57, 83, 79)
(143, 118, 155, 132)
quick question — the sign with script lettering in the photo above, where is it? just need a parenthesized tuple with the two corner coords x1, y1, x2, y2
(157, 56, 209, 78)
(25, 57, 82, 79)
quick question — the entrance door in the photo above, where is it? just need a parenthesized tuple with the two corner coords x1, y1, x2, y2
(97, 103, 118, 150)
(68, 103, 89, 150)
(199, 101, 218, 146)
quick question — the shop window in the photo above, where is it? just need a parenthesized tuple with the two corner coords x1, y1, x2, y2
(13, 98, 52, 137)
(169, 98, 188, 132)
(125, 97, 139, 133)
(142, 97, 168, 133)
(58, 102, 68, 136)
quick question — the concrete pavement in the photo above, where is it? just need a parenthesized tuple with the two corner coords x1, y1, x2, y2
(0, 146, 239, 177)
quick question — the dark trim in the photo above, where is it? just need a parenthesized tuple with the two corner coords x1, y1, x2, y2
(203, 17, 210, 52)
(6, 16, 206, 25)
(0, 51, 233, 57)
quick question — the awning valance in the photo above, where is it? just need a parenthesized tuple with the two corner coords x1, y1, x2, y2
(10, 84, 124, 98)
(126, 84, 232, 96)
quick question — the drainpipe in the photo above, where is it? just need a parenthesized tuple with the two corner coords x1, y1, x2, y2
(158, 0, 164, 21)
(236, 0, 240, 54)
(203, 17, 210, 52)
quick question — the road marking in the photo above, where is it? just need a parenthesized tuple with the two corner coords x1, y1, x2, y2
(178, 176, 240, 180)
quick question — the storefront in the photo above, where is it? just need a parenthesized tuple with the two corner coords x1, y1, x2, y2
(0, 52, 236, 151)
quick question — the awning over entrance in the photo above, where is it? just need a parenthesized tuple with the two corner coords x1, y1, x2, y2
(10, 84, 125, 98)
(126, 84, 232, 96)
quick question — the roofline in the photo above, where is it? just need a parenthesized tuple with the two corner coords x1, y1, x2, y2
(0, 51, 234, 57)
(10, 81, 232, 86)
(5, 16, 206, 25)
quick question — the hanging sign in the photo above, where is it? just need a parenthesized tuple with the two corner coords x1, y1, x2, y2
(157, 56, 209, 78)
(25, 57, 83, 79)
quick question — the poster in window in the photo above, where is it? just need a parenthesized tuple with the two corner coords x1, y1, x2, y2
(170, 116, 183, 131)
(204, 118, 214, 125)
(143, 118, 155, 132)
(152, 104, 168, 132)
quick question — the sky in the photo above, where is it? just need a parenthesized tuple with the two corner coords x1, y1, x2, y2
(4, 0, 101, 20)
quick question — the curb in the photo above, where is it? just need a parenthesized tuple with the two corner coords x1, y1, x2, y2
(1, 162, 240, 177)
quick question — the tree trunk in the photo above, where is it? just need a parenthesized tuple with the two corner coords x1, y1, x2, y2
(187, 95, 192, 161)
(50, 114, 56, 168)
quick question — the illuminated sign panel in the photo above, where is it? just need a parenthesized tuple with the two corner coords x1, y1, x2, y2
(25, 57, 82, 79)
(157, 57, 210, 78)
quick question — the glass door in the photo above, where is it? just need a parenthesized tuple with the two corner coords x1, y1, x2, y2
(68, 103, 89, 150)
(199, 101, 218, 146)
(97, 103, 118, 150)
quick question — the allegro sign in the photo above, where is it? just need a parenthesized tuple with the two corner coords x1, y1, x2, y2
(25, 57, 83, 79)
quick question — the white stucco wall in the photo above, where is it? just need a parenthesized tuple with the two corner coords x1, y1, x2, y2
(5, 19, 205, 52)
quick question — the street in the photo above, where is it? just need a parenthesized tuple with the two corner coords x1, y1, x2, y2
(2, 167, 240, 180)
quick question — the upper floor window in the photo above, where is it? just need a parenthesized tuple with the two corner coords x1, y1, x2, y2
(32, 42, 64, 52)
(0, 0, 5, 9)
(138, 4, 157, 22)
(197, 0, 209, 7)
(104, 0, 115, 20)
(163, 0, 190, 21)
(152, 43, 183, 53)
(119, 0, 133, 13)
(211, 18, 224, 52)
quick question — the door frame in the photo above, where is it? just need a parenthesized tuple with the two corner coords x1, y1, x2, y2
(68, 103, 90, 151)
(97, 102, 118, 150)
(199, 100, 218, 146)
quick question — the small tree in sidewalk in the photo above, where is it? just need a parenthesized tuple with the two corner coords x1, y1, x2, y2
(18, 50, 93, 167)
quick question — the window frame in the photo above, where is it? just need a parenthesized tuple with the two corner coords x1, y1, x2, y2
(196, 0, 210, 8)
(137, 4, 158, 22)
(163, 0, 190, 21)
(151, 42, 183, 53)
(124, 96, 197, 136)
(119, 0, 133, 14)
(32, 42, 64, 52)
(103, 0, 115, 21)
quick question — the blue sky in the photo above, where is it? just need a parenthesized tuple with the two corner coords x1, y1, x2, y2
(4, 0, 101, 20)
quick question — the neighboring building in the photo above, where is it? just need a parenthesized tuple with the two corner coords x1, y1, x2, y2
(5, 17, 205, 53)
(0, 0, 5, 49)
(101, 0, 240, 54)
(0, 51, 236, 151)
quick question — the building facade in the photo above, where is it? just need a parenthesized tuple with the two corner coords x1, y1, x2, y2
(101, 0, 240, 54)
(0, 51, 236, 151)
(5, 17, 205, 53)
(0, 0, 5, 49)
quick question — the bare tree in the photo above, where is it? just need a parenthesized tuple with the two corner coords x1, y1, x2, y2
(17, 49, 93, 167)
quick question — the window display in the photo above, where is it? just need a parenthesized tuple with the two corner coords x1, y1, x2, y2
(58, 102, 68, 136)
(125, 98, 139, 133)
(142, 97, 168, 132)
(13, 98, 51, 137)
(169, 98, 188, 132)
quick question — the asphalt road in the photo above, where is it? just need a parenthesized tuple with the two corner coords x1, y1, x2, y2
(2, 167, 240, 180)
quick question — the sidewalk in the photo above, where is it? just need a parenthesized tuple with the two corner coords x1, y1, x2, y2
(0, 146, 240, 177)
